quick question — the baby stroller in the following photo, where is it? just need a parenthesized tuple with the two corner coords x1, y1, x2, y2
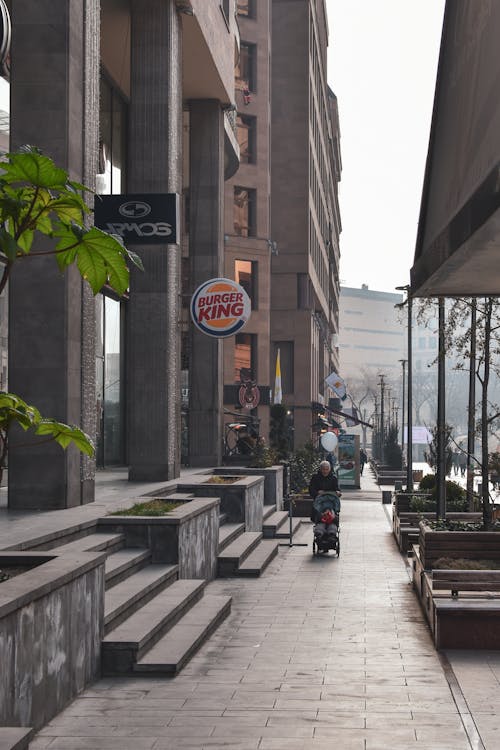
(311, 492, 340, 557)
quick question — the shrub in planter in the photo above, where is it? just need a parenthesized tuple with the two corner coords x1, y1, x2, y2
(289, 443, 321, 494)
(418, 474, 469, 507)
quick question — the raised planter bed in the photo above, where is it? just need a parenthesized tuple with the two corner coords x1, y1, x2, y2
(99, 497, 219, 580)
(210, 465, 284, 509)
(0, 551, 105, 730)
(284, 494, 312, 518)
(173, 474, 264, 532)
(418, 522, 500, 570)
(412, 545, 500, 649)
(394, 512, 482, 553)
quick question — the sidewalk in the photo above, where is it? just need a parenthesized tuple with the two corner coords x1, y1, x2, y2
(21, 469, 496, 750)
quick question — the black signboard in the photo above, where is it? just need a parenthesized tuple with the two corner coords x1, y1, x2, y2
(94, 193, 179, 245)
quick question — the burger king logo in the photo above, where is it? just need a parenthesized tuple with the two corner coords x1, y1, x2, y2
(190, 278, 251, 338)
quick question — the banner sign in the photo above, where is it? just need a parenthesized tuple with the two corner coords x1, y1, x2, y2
(338, 434, 358, 487)
(190, 278, 251, 338)
(94, 193, 179, 244)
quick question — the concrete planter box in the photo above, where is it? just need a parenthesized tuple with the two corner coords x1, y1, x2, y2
(418, 522, 500, 569)
(210, 465, 284, 509)
(174, 475, 264, 532)
(285, 494, 312, 518)
(0, 551, 105, 730)
(99, 498, 219, 580)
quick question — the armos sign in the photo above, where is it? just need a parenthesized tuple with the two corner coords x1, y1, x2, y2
(190, 278, 251, 338)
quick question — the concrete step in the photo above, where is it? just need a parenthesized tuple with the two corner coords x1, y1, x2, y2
(262, 504, 277, 521)
(237, 539, 280, 577)
(262, 510, 288, 538)
(218, 522, 245, 552)
(217, 531, 262, 576)
(104, 564, 178, 634)
(105, 548, 152, 589)
(274, 516, 303, 539)
(134, 594, 232, 676)
(0, 727, 33, 750)
(101, 579, 206, 675)
(51, 531, 125, 555)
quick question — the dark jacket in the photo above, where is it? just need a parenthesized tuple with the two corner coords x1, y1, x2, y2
(308, 470, 340, 500)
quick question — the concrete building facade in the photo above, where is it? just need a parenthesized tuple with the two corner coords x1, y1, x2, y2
(222, 0, 273, 451)
(5, 0, 240, 508)
(270, 0, 342, 448)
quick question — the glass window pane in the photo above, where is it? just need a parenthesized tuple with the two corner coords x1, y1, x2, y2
(103, 297, 122, 465)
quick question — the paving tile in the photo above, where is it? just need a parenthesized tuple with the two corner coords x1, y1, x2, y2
(24, 494, 496, 750)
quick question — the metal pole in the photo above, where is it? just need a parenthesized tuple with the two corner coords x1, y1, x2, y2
(467, 299, 477, 510)
(399, 359, 406, 462)
(407, 295, 413, 491)
(379, 375, 385, 463)
(437, 297, 446, 520)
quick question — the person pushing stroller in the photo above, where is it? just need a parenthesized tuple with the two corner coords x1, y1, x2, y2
(309, 461, 341, 555)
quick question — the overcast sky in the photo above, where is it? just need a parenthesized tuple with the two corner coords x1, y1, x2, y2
(325, 0, 445, 293)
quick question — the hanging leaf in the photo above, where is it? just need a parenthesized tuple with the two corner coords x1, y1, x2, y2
(0, 149, 68, 189)
(35, 420, 95, 456)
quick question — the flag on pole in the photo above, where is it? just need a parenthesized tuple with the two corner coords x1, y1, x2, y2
(274, 348, 282, 404)
(325, 371, 347, 400)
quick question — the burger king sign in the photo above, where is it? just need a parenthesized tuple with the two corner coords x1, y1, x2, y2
(190, 278, 251, 338)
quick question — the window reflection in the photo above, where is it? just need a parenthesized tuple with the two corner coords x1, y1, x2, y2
(235, 259, 257, 308)
(234, 333, 255, 382)
(96, 295, 125, 466)
(236, 114, 255, 164)
(234, 186, 256, 237)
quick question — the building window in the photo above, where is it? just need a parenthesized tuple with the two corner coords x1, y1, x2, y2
(237, 0, 255, 18)
(98, 77, 128, 196)
(95, 294, 126, 467)
(235, 259, 257, 308)
(236, 113, 256, 163)
(297, 273, 313, 309)
(273, 341, 294, 394)
(236, 42, 256, 92)
(234, 186, 256, 237)
(234, 333, 256, 382)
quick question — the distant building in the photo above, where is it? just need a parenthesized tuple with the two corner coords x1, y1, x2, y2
(339, 285, 405, 385)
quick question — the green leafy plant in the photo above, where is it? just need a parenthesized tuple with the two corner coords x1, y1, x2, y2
(0, 147, 144, 485)
(422, 518, 500, 531)
(383, 424, 402, 469)
(110, 499, 185, 517)
(289, 442, 321, 494)
(248, 437, 278, 468)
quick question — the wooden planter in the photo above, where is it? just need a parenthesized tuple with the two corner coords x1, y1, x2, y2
(418, 522, 500, 569)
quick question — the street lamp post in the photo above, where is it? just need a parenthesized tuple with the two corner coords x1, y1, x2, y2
(396, 285, 413, 490)
(399, 359, 407, 460)
(379, 374, 386, 463)
(437, 297, 446, 519)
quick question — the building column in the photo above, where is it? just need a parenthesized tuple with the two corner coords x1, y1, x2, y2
(8, 0, 99, 509)
(127, 0, 182, 481)
(188, 100, 225, 467)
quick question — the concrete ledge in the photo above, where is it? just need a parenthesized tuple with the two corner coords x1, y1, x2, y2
(0, 551, 105, 729)
(99, 498, 220, 579)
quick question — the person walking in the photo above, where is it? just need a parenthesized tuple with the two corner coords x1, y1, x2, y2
(309, 460, 341, 499)
(458, 451, 467, 477)
(360, 448, 367, 475)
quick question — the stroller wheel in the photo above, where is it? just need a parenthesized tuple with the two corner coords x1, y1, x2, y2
(312, 540, 317, 556)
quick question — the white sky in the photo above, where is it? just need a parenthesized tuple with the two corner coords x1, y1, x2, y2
(325, 0, 445, 293)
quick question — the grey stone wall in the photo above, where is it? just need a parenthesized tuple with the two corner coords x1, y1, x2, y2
(212, 466, 284, 508)
(99, 498, 219, 580)
(180, 476, 264, 532)
(0, 553, 104, 730)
